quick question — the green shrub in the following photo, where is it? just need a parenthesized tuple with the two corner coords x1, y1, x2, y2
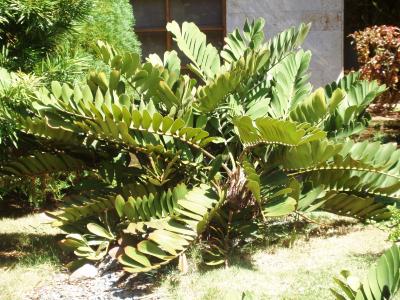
(33, 46, 93, 85)
(0, 0, 140, 210)
(0, 0, 140, 84)
(0, 174, 74, 208)
(0, 19, 398, 274)
(0, 0, 93, 71)
(0, 68, 42, 152)
(74, 0, 140, 55)
(33, 0, 141, 84)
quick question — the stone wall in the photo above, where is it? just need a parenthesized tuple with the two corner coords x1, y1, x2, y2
(226, 0, 344, 87)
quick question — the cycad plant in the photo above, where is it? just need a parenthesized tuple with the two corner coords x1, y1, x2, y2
(332, 244, 400, 300)
(1, 19, 399, 272)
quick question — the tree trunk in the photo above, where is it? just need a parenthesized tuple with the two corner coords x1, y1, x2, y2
(226, 167, 252, 209)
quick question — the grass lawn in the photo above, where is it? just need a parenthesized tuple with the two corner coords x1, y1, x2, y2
(157, 225, 393, 300)
(0, 213, 396, 300)
(0, 214, 65, 300)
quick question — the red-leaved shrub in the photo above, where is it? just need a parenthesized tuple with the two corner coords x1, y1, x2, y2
(351, 25, 400, 112)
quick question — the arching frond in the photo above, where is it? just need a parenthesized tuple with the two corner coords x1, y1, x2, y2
(269, 50, 312, 118)
(117, 184, 225, 273)
(196, 48, 270, 113)
(221, 18, 266, 63)
(332, 244, 400, 299)
(265, 23, 311, 70)
(0, 152, 86, 177)
(299, 190, 392, 221)
(290, 88, 345, 125)
(234, 116, 326, 148)
(324, 73, 386, 138)
(167, 21, 221, 81)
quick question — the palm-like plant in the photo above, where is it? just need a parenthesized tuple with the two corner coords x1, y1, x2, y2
(1, 19, 399, 271)
(332, 244, 400, 300)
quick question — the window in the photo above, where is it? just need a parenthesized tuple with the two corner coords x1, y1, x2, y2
(133, 0, 226, 60)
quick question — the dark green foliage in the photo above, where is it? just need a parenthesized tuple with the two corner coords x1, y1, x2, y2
(0, 0, 140, 83)
(0, 0, 140, 209)
(0, 0, 93, 71)
(35, 0, 141, 84)
(0, 68, 42, 154)
(33, 46, 93, 85)
(0, 174, 74, 208)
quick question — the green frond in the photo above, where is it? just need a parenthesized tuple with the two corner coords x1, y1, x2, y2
(242, 159, 261, 202)
(116, 183, 185, 222)
(263, 196, 297, 217)
(94, 40, 120, 66)
(328, 120, 372, 140)
(290, 88, 346, 124)
(270, 140, 343, 170)
(265, 23, 311, 70)
(98, 162, 144, 186)
(234, 116, 326, 148)
(272, 139, 400, 172)
(147, 51, 182, 77)
(196, 48, 270, 113)
(0, 152, 85, 177)
(269, 50, 312, 118)
(69, 45, 194, 113)
(325, 72, 361, 97)
(289, 141, 400, 199)
(60, 233, 110, 262)
(300, 190, 391, 221)
(75, 109, 214, 152)
(47, 192, 116, 227)
(332, 244, 400, 299)
(167, 21, 221, 81)
(341, 141, 400, 170)
(299, 168, 400, 200)
(242, 80, 272, 120)
(260, 176, 299, 217)
(324, 74, 386, 138)
(196, 64, 243, 113)
(31, 85, 215, 158)
(357, 244, 400, 299)
(117, 184, 225, 273)
(20, 116, 83, 146)
(221, 18, 266, 63)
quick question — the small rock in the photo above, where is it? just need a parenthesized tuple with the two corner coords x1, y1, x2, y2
(69, 264, 98, 281)
(98, 254, 120, 275)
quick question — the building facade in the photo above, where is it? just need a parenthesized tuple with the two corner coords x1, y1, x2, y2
(133, 0, 344, 87)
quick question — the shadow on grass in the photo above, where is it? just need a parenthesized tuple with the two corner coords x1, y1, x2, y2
(0, 194, 59, 219)
(0, 202, 37, 219)
(349, 250, 386, 265)
(0, 233, 67, 268)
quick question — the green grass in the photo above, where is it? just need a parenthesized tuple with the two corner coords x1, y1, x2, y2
(0, 214, 65, 300)
(0, 213, 395, 300)
(157, 226, 392, 300)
